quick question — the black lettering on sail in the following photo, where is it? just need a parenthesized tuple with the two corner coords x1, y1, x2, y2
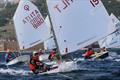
(30, 14, 44, 29)
(23, 19, 27, 24)
(35, 10, 39, 14)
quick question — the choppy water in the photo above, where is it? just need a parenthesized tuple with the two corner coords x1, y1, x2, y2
(0, 51, 120, 80)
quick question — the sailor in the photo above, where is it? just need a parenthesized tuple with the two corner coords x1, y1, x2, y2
(29, 51, 50, 74)
(5, 49, 13, 63)
(101, 47, 107, 52)
(83, 48, 95, 59)
(48, 49, 61, 64)
(48, 49, 57, 61)
(96, 47, 109, 59)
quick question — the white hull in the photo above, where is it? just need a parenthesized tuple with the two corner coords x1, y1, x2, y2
(6, 55, 30, 66)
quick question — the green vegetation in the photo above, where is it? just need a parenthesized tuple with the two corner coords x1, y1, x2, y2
(33, 0, 47, 18)
(0, 3, 17, 27)
(0, 0, 47, 27)
(102, 0, 120, 19)
(0, 0, 47, 39)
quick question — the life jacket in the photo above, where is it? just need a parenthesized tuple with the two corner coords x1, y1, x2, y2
(29, 63, 36, 71)
(84, 50, 94, 58)
(29, 56, 44, 71)
(49, 50, 56, 60)
(29, 56, 39, 71)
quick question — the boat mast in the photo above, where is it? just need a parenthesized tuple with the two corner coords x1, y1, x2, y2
(45, 0, 62, 61)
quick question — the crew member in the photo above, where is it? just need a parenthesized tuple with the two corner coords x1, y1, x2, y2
(5, 49, 13, 63)
(48, 49, 57, 61)
(29, 51, 50, 74)
(48, 49, 61, 64)
(83, 48, 95, 59)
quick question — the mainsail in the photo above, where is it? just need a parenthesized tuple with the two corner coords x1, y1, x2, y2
(99, 13, 120, 48)
(13, 0, 49, 50)
(47, 0, 109, 55)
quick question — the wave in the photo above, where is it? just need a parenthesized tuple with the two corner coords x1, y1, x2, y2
(1, 58, 119, 76)
(0, 60, 79, 75)
(0, 68, 32, 75)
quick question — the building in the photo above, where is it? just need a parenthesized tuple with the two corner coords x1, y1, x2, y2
(25, 43, 44, 51)
(4, 40, 19, 51)
(0, 39, 44, 51)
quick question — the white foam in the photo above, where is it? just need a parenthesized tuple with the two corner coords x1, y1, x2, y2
(115, 59, 120, 62)
(43, 60, 78, 74)
(74, 58, 85, 61)
(0, 60, 79, 75)
(0, 68, 31, 75)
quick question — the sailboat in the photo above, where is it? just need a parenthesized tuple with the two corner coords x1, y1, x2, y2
(6, 0, 49, 66)
(99, 13, 120, 48)
(7, 0, 110, 73)
(46, 0, 110, 55)
(32, 0, 111, 73)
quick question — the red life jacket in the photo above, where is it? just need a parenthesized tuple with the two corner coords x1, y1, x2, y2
(29, 64, 36, 71)
(29, 56, 39, 71)
(50, 50, 56, 59)
(84, 50, 94, 58)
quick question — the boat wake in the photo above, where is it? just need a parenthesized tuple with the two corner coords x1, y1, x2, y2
(1, 57, 119, 76)
(45, 60, 78, 74)
(0, 60, 79, 75)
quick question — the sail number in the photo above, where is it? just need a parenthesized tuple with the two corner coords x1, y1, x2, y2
(90, 0, 99, 7)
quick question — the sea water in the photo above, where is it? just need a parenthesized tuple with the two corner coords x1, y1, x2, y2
(0, 52, 120, 80)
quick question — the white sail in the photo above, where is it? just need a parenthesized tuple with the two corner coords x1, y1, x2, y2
(47, 0, 109, 55)
(99, 13, 120, 48)
(108, 13, 120, 34)
(44, 16, 56, 50)
(13, 0, 49, 50)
